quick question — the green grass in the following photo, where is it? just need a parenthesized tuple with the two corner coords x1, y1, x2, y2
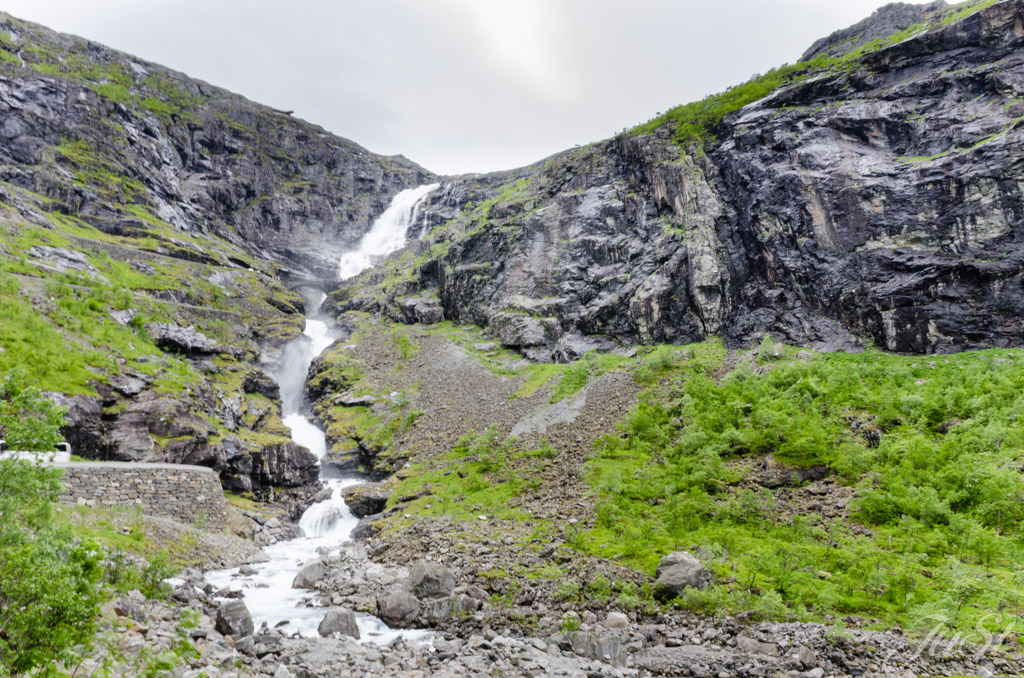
(631, 0, 998, 148)
(386, 427, 552, 523)
(579, 341, 1024, 637)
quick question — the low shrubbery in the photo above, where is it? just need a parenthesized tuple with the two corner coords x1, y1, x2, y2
(582, 341, 1024, 636)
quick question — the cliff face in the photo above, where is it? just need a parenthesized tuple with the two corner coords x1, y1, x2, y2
(333, 0, 1024, 358)
(0, 13, 432, 281)
(0, 12, 429, 502)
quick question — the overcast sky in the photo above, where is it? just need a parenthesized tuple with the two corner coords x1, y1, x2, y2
(2, 0, 930, 175)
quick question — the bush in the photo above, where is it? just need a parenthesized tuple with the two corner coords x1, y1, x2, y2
(552, 580, 581, 603)
(0, 374, 105, 674)
(0, 369, 66, 451)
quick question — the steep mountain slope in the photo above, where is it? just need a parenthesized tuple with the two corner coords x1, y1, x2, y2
(334, 0, 1024, 359)
(0, 12, 430, 501)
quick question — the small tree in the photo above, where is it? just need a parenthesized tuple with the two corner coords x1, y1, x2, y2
(0, 369, 66, 451)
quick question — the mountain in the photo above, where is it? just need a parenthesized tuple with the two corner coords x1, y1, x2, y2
(335, 0, 1024, 359)
(3, 3, 1024, 675)
(0, 10, 429, 503)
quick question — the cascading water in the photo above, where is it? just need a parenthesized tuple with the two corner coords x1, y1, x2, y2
(338, 183, 438, 280)
(206, 184, 439, 643)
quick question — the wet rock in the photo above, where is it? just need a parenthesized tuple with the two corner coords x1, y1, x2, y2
(252, 442, 319, 490)
(292, 559, 329, 589)
(317, 608, 360, 639)
(654, 551, 712, 601)
(215, 599, 253, 639)
(341, 482, 391, 518)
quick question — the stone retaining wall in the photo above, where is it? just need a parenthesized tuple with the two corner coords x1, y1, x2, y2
(54, 462, 228, 530)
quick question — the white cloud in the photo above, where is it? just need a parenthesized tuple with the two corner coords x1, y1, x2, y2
(1, 0, 939, 174)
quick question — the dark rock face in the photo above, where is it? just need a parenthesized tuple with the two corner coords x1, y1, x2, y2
(0, 13, 432, 281)
(340, 482, 391, 518)
(336, 0, 1024, 357)
(801, 1, 947, 61)
(0, 12, 432, 500)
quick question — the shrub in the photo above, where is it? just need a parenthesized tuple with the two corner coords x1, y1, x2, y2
(0, 369, 66, 451)
(552, 580, 581, 602)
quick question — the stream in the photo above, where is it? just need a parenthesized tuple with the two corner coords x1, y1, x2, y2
(205, 183, 439, 643)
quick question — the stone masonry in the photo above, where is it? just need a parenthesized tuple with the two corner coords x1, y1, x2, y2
(54, 462, 229, 530)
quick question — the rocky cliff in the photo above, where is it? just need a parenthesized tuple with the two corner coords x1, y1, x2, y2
(0, 12, 430, 502)
(332, 0, 1024, 359)
(3, 1, 1023, 502)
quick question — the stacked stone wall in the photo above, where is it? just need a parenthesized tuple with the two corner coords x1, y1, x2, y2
(54, 462, 228, 529)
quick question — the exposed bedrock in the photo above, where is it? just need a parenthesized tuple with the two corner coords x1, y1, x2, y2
(333, 0, 1024, 357)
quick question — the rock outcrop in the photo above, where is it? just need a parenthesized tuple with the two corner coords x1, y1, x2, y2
(0, 10, 431, 500)
(333, 0, 1024, 358)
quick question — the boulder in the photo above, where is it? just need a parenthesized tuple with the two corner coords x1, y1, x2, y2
(376, 589, 420, 627)
(398, 295, 444, 324)
(242, 370, 280, 400)
(27, 245, 105, 279)
(567, 631, 625, 666)
(405, 560, 455, 599)
(603, 611, 629, 629)
(317, 608, 360, 639)
(215, 599, 253, 639)
(341, 482, 391, 518)
(654, 551, 712, 601)
(144, 322, 219, 355)
(735, 635, 781, 656)
(292, 559, 329, 589)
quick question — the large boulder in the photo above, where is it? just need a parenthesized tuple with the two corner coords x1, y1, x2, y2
(566, 631, 625, 666)
(318, 608, 360, 639)
(242, 369, 280, 400)
(653, 551, 712, 601)
(341, 482, 391, 518)
(144, 322, 219, 355)
(405, 560, 455, 599)
(292, 559, 329, 589)
(376, 589, 420, 628)
(215, 599, 253, 639)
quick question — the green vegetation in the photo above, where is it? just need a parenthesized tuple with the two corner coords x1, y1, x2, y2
(633, 59, 834, 146)
(631, 0, 997, 147)
(580, 341, 1024, 636)
(387, 427, 553, 523)
(0, 369, 66, 450)
(0, 378, 103, 675)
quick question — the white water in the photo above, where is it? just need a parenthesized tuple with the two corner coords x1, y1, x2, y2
(206, 185, 438, 644)
(338, 183, 439, 281)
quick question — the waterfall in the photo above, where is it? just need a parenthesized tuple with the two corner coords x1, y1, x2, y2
(338, 183, 439, 280)
(205, 184, 439, 641)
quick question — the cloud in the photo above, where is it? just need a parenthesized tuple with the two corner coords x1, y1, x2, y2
(3, 0, 937, 174)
